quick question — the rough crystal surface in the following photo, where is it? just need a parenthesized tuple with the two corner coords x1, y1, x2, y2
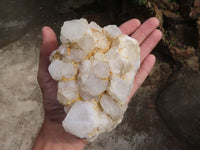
(48, 18, 140, 141)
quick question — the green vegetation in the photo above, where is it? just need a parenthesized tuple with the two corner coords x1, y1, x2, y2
(138, 0, 147, 5)
(131, 0, 147, 5)
(149, 7, 154, 14)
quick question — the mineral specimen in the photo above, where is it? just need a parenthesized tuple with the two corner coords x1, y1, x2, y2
(48, 18, 140, 141)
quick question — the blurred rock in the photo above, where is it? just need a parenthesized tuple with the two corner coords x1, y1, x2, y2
(0, 0, 44, 48)
(157, 71, 200, 149)
(0, 28, 44, 150)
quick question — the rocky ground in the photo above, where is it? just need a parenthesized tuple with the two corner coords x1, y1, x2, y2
(0, 0, 199, 150)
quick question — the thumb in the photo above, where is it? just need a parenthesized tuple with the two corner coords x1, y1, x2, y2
(39, 26, 58, 74)
(38, 26, 58, 89)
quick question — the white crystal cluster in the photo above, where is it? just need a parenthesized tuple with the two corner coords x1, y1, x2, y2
(48, 18, 140, 141)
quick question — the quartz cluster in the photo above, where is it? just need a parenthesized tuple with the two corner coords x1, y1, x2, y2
(48, 18, 140, 141)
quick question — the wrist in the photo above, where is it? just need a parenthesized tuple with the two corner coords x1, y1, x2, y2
(32, 118, 86, 150)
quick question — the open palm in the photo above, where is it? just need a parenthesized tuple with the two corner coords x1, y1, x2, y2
(37, 17, 162, 123)
(33, 17, 162, 150)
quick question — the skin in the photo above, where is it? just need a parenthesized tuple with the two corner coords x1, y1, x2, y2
(32, 17, 162, 150)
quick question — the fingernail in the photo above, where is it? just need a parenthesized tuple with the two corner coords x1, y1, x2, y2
(42, 26, 50, 34)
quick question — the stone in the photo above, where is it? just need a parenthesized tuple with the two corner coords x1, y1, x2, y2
(48, 59, 77, 80)
(0, 0, 43, 48)
(57, 81, 79, 105)
(62, 101, 99, 138)
(0, 29, 44, 150)
(48, 18, 140, 141)
(157, 71, 200, 149)
(100, 94, 126, 119)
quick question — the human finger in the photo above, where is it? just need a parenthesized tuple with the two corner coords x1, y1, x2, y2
(131, 17, 159, 45)
(140, 29, 162, 62)
(38, 27, 58, 89)
(38, 27, 58, 74)
(127, 54, 156, 102)
(119, 19, 141, 35)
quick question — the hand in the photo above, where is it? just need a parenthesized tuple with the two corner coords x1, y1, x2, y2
(119, 18, 162, 101)
(33, 17, 162, 150)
